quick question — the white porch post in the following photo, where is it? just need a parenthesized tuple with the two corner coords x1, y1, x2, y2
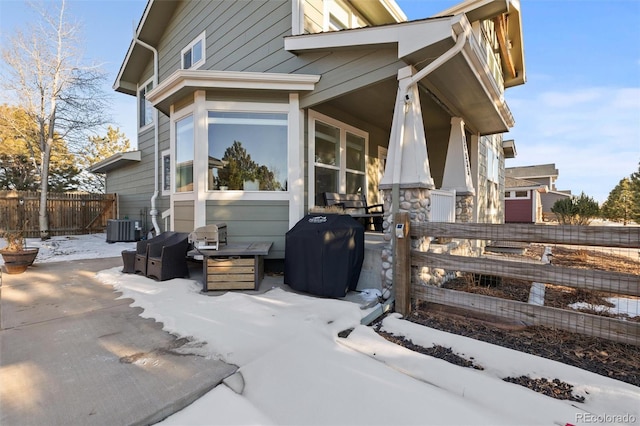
(441, 117, 475, 195)
(380, 65, 435, 304)
(379, 66, 434, 191)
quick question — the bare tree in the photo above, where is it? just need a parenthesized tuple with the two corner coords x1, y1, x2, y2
(1, 0, 109, 239)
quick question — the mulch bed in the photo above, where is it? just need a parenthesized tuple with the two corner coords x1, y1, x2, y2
(369, 243, 640, 400)
(378, 304, 640, 388)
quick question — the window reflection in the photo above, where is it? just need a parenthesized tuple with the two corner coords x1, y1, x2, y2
(207, 112, 288, 191)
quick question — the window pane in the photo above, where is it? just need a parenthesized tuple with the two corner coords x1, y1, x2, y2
(163, 154, 171, 191)
(207, 112, 287, 191)
(183, 50, 192, 69)
(315, 122, 339, 166)
(192, 40, 202, 64)
(346, 132, 365, 171)
(346, 172, 364, 194)
(139, 84, 153, 127)
(176, 116, 194, 192)
(315, 166, 338, 205)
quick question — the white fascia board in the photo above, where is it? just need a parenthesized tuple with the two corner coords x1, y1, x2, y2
(88, 151, 141, 174)
(147, 70, 320, 105)
(285, 16, 456, 60)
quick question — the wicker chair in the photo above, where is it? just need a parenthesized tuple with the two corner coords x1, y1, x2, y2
(145, 232, 190, 281)
(134, 232, 175, 276)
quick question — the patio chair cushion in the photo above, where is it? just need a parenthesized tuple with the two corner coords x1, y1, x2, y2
(134, 232, 176, 276)
(145, 232, 190, 281)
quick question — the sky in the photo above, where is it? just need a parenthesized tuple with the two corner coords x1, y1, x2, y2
(1, 0, 639, 203)
(1, 232, 639, 424)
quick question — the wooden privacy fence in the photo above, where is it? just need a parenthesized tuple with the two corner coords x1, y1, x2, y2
(393, 213, 640, 346)
(0, 191, 117, 238)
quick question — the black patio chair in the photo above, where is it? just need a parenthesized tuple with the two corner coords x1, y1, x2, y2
(145, 232, 190, 281)
(134, 231, 176, 276)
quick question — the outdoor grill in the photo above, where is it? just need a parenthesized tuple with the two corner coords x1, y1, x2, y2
(284, 214, 364, 298)
(188, 223, 228, 250)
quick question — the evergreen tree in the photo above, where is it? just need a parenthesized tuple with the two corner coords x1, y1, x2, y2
(551, 192, 600, 225)
(0, 104, 81, 192)
(217, 141, 281, 190)
(601, 162, 640, 225)
(79, 126, 131, 193)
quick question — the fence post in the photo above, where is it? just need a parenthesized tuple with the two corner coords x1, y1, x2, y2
(394, 212, 411, 316)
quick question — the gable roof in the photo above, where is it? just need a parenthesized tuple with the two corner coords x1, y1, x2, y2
(505, 176, 548, 192)
(505, 164, 559, 179)
(433, 0, 525, 87)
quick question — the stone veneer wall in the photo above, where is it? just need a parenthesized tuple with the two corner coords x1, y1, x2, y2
(380, 190, 479, 297)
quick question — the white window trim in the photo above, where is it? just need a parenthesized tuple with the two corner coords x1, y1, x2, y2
(170, 104, 196, 199)
(199, 101, 292, 200)
(308, 110, 369, 208)
(323, 0, 368, 31)
(138, 78, 154, 131)
(505, 189, 531, 199)
(181, 30, 206, 70)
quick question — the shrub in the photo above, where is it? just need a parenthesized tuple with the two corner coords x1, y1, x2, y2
(551, 192, 599, 225)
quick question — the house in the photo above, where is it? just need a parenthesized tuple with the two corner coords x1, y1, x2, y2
(504, 176, 547, 223)
(505, 164, 572, 221)
(91, 0, 526, 260)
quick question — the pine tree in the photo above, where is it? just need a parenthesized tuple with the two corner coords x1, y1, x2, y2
(601, 162, 640, 225)
(0, 104, 81, 192)
(79, 126, 131, 193)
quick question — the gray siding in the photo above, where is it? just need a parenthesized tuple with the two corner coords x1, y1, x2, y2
(174, 200, 195, 232)
(205, 200, 289, 259)
(156, 1, 293, 81)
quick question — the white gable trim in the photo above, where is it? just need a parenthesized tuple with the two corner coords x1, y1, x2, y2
(285, 15, 461, 59)
(147, 70, 320, 107)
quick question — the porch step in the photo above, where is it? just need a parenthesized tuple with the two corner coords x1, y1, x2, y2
(356, 232, 385, 292)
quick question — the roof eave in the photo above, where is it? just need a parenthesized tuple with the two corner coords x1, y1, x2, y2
(88, 151, 142, 174)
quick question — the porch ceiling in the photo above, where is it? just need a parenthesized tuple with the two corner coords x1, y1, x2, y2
(323, 78, 451, 135)
(288, 15, 514, 136)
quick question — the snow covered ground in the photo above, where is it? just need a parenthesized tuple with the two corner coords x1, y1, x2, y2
(3, 233, 639, 425)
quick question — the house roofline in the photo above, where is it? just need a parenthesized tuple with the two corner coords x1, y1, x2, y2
(88, 151, 142, 174)
(146, 70, 321, 115)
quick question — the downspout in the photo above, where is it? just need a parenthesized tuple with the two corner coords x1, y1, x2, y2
(390, 26, 469, 294)
(391, 27, 469, 215)
(133, 36, 161, 236)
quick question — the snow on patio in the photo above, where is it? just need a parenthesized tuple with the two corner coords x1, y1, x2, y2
(4, 233, 640, 425)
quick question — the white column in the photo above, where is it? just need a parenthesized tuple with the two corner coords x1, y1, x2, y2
(380, 65, 434, 190)
(442, 117, 475, 195)
(194, 90, 207, 227)
(288, 93, 305, 229)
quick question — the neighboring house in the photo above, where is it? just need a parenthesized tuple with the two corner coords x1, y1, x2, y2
(505, 164, 571, 220)
(91, 0, 526, 259)
(504, 176, 547, 223)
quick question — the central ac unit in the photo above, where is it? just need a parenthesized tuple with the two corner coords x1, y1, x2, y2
(106, 219, 139, 243)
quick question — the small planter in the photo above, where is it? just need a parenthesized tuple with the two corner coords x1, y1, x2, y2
(0, 248, 39, 274)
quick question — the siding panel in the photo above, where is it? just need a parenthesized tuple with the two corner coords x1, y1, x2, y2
(206, 200, 289, 258)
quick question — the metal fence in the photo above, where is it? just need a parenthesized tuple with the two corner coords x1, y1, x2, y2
(394, 215, 640, 346)
(0, 191, 117, 238)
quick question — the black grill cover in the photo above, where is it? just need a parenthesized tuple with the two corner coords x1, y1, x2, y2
(284, 214, 364, 298)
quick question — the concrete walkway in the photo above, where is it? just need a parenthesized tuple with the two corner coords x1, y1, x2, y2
(0, 257, 237, 426)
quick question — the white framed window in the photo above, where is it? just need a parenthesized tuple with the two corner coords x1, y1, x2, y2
(324, 0, 367, 31)
(161, 149, 171, 196)
(505, 190, 531, 199)
(207, 110, 288, 192)
(138, 78, 154, 129)
(181, 31, 206, 70)
(486, 144, 500, 183)
(175, 115, 194, 193)
(309, 110, 368, 206)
